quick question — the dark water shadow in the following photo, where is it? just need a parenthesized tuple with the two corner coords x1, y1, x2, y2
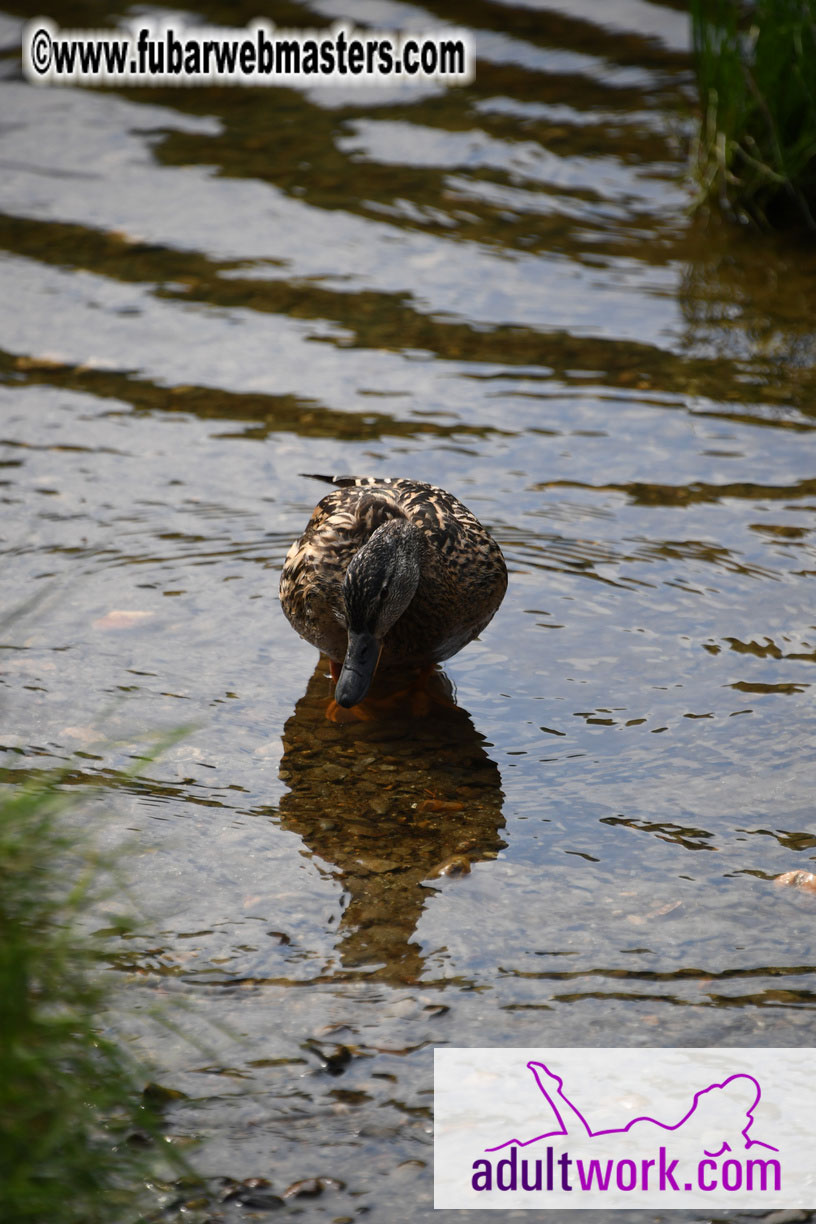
(275, 660, 506, 984)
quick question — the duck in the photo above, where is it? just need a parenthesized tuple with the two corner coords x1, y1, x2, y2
(279, 475, 507, 710)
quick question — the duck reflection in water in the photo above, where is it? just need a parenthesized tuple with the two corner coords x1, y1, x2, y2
(276, 660, 506, 984)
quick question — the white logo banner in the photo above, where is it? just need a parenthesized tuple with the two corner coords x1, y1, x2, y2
(435, 1048, 816, 1209)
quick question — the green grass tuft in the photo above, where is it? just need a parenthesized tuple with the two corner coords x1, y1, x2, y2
(0, 766, 185, 1224)
(691, 0, 816, 229)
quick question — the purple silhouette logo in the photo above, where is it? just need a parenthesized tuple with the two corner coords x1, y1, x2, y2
(487, 1060, 779, 1158)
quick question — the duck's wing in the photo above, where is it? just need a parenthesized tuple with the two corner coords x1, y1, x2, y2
(300, 475, 500, 559)
(281, 479, 413, 662)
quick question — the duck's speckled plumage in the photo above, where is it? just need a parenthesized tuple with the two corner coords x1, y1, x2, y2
(279, 476, 507, 686)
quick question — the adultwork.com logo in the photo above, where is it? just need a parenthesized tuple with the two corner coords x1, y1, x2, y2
(475, 1060, 779, 1195)
(434, 1048, 816, 1210)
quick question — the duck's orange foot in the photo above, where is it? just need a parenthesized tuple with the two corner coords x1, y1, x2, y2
(324, 664, 455, 721)
(403, 665, 457, 716)
(366, 679, 434, 717)
(325, 697, 378, 723)
(324, 661, 379, 722)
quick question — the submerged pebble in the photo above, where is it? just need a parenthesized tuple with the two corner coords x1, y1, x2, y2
(427, 855, 471, 878)
(774, 870, 816, 893)
(283, 1176, 344, 1198)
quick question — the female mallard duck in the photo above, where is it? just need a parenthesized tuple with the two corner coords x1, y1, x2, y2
(279, 475, 507, 709)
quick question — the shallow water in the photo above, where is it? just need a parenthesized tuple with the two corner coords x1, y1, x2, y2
(2, 0, 816, 1219)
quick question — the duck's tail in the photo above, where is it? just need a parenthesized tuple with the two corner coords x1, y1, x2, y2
(300, 473, 398, 488)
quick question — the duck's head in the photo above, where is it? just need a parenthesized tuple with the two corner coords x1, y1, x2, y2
(335, 519, 422, 707)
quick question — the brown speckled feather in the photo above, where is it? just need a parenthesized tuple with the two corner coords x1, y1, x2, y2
(279, 476, 507, 671)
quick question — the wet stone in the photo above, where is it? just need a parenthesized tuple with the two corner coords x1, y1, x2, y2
(354, 855, 401, 874)
(283, 1176, 343, 1198)
(774, 870, 816, 893)
(427, 855, 471, 878)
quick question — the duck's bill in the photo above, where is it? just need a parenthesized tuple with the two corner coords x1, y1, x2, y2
(335, 631, 381, 707)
